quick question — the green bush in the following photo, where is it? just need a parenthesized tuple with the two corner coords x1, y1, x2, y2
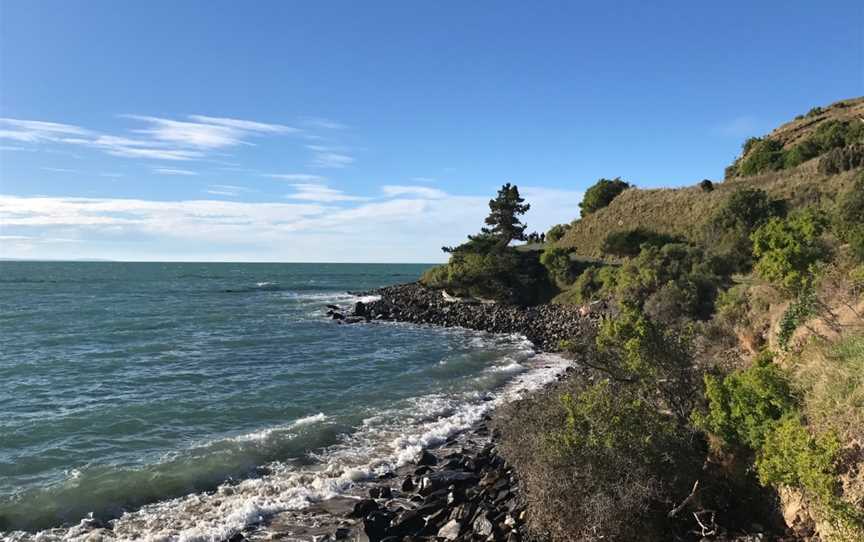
(612, 243, 722, 320)
(495, 377, 702, 542)
(699, 179, 714, 192)
(567, 265, 618, 304)
(739, 138, 785, 176)
(783, 139, 821, 168)
(592, 309, 698, 420)
(545, 223, 571, 243)
(444, 248, 552, 304)
(540, 246, 577, 287)
(756, 414, 840, 505)
(807, 106, 824, 117)
(730, 119, 864, 177)
(833, 174, 864, 262)
(751, 208, 830, 295)
(601, 228, 681, 257)
(777, 288, 818, 350)
(704, 188, 787, 273)
(715, 284, 752, 328)
(580, 177, 631, 217)
(694, 352, 796, 449)
(420, 264, 450, 287)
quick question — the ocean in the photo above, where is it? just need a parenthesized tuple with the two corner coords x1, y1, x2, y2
(0, 262, 566, 540)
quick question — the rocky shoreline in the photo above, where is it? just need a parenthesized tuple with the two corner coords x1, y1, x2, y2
(329, 282, 597, 352)
(285, 282, 592, 542)
(259, 411, 556, 542)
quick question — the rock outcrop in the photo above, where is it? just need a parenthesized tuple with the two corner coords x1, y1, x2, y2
(333, 283, 596, 351)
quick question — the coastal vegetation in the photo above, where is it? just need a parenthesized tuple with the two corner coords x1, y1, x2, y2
(490, 98, 864, 541)
(356, 97, 864, 541)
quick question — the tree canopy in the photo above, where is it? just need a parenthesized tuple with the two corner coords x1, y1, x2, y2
(479, 182, 530, 246)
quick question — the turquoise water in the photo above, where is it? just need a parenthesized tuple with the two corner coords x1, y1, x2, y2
(0, 262, 564, 539)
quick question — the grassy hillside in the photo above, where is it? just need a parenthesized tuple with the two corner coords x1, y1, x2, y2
(557, 97, 864, 260)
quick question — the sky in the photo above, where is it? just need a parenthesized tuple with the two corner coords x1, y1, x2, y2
(0, 1, 862, 262)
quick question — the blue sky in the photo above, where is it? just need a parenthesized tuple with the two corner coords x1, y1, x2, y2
(0, 0, 861, 261)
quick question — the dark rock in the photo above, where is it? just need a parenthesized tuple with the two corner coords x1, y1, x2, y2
(369, 487, 381, 499)
(350, 498, 379, 518)
(379, 486, 393, 499)
(363, 510, 394, 541)
(415, 450, 438, 466)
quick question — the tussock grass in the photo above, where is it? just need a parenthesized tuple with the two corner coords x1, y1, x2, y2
(790, 334, 864, 443)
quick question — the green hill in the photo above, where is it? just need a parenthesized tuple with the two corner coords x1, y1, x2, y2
(556, 97, 864, 260)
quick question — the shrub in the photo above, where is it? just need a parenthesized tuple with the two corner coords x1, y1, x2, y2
(783, 139, 821, 168)
(807, 106, 824, 117)
(756, 415, 850, 526)
(715, 284, 751, 328)
(833, 174, 864, 262)
(704, 188, 787, 273)
(567, 265, 618, 304)
(591, 309, 698, 420)
(612, 243, 722, 320)
(540, 246, 576, 287)
(751, 208, 830, 295)
(643, 281, 699, 325)
(545, 223, 571, 243)
(699, 179, 714, 192)
(420, 264, 450, 288)
(580, 177, 631, 216)
(739, 138, 785, 176)
(730, 119, 864, 177)
(495, 378, 702, 542)
(601, 228, 681, 257)
(777, 287, 818, 350)
(694, 352, 796, 449)
(446, 248, 553, 304)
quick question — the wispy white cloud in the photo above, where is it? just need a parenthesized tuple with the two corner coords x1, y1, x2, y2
(381, 185, 447, 199)
(41, 167, 78, 173)
(303, 117, 347, 130)
(285, 183, 368, 202)
(188, 115, 298, 133)
(125, 115, 253, 149)
(266, 173, 328, 182)
(154, 168, 198, 176)
(205, 184, 247, 196)
(0, 185, 585, 262)
(105, 147, 204, 161)
(0, 114, 297, 162)
(411, 177, 437, 183)
(310, 151, 354, 168)
(0, 119, 91, 143)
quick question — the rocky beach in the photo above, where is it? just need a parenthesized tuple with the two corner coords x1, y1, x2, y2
(297, 283, 594, 542)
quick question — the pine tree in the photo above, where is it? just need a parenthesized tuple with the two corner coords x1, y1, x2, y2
(480, 183, 530, 245)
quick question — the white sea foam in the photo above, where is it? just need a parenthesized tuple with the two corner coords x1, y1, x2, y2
(230, 413, 328, 443)
(8, 346, 569, 542)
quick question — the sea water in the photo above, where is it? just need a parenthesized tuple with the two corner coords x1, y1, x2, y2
(0, 262, 566, 540)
